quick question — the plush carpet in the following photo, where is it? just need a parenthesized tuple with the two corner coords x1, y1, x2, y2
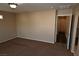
(0, 37, 73, 56)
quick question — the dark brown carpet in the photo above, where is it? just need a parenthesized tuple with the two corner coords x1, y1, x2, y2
(0, 37, 73, 56)
(57, 32, 67, 44)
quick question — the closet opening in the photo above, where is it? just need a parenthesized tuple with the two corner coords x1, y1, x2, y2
(56, 16, 71, 45)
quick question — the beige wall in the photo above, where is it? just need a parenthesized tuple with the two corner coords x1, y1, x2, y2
(0, 11, 16, 43)
(73, 9, 79, 55)
(57, 9, 72, 16)
(16, 9, 56, 43)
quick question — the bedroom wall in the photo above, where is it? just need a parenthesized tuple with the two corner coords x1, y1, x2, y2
(0, 11, 16, 43)
(16, 9, 56, 43)
(57, 9, 72, 16)
(72, 9, 79, 55)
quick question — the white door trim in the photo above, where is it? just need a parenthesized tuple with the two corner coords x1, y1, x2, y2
(54, 15, 58, 43)
(71, 15, 78, 53)
(54, 14, 72, 50)
(67, 15, 72, 49)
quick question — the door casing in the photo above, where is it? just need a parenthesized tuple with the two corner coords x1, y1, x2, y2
(54, 14, 72, 50)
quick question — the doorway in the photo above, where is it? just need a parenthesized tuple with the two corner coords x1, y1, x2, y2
(55, 16, 72, 49)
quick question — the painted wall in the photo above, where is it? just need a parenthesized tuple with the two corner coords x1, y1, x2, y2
(57, 9, 72, 16)
(73, 9, 79, 55)
(16, 9, 56, 43)
(0, 11, 16, 43)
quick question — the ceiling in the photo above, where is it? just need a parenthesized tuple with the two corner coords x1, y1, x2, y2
(0, 3, 79, 13)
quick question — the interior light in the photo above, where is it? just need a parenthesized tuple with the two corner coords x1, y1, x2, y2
(0, 15, 3, 19)
(9, 3, 17, 9)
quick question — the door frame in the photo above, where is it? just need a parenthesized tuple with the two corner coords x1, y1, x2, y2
(54, 14, 72, 49)
(71, 15, 79, 53)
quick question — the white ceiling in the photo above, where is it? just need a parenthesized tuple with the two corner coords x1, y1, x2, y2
(0, 3, 78, 13)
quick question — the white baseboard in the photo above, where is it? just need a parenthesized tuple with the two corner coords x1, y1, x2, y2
(71, 49, 75, 54)
(0, 34, 16, 43)
(16, 36, 54, 44)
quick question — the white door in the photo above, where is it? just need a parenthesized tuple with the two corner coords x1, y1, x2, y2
(54, 16, 58, 43)
(66, 15, 72, 49)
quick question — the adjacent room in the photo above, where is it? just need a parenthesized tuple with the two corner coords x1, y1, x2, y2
(57, 16, 70, 44)
(0, 3, 79, 56)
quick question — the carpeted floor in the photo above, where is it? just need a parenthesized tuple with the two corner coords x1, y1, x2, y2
(57, 32, 67, 44)
(0, 37, 73, 56)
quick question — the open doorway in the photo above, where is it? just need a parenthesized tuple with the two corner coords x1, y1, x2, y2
(56, 16, 71, 45)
